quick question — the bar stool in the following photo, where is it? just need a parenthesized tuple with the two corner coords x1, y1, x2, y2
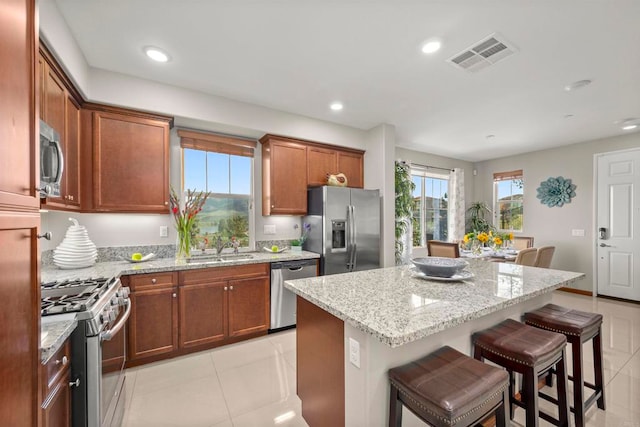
(472, 319, 570, 427)
(388, 346, 509, 427)
(524, 304, 605, 427)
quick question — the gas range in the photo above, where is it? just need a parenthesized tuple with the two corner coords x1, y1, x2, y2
(41, 277, 129, 331)
(41, 276, 132, 427)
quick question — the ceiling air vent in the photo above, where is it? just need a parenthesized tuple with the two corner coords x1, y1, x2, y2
(448, 33, 518, 72)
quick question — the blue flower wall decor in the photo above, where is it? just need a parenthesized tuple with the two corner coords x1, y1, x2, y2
(536, 176, 577, 207)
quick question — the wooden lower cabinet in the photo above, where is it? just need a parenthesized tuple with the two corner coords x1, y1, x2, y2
(228, 277, 270, 338)
(128, 286, 179, 361)
(42, 369, 71, 427)
(179, 281, 227, 348)
(125, 263, 270, 366)
(41, 340, 72, 427)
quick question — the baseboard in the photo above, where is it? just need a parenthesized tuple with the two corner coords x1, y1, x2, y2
(558, 287, 593, 296)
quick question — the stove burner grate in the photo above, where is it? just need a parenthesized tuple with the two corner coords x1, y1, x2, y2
(40, 277, 114, 316)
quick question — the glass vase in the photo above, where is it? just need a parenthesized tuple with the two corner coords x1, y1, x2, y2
(471, 240, 482, 256)
(176, 229, 192, 262)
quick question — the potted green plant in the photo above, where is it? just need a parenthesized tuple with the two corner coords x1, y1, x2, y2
(466, 201, 494, 234)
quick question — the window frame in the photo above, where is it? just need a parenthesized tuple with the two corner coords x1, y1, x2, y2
(493, 169, 524, 232)
(411, 170, 450, 247)
(180, 147, 255, 249)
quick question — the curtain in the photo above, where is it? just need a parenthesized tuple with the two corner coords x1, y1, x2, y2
(448, 168, 465, 242)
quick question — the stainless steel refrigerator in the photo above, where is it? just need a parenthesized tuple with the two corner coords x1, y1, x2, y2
(304, 186, 380, 275)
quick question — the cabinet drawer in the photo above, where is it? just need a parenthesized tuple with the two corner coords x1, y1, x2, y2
(180, 263, 269, 285)
(127, 272, 177, 291)
(42, 340, 71, 398)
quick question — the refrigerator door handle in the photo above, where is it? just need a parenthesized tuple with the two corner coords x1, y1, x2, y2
(346, 205, 353, 270)
(351, 205, 357, 271)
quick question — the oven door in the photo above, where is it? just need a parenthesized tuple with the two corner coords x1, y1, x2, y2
(99, 299, 131, 427)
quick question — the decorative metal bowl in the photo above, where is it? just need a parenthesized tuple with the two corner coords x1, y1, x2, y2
(411, 257, 469, 278)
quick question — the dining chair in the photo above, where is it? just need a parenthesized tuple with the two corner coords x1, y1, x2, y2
(512, 236, 535, 251)
(427, 240, 460, 258)
(534, 246, 556, 268)
(515, 247, 537, 266)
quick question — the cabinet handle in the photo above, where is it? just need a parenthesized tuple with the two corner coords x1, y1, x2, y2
(151, 278, 157, 284)
(37, 232, 52, 240)
(230, 285, 234, 290)
(172, 293, 177, 298)
(69, 195, 74, 201)
(271, 205, 275, 208)
(164, 201, 168, 205)
(224, 286, 228, 291)
(55, 356, 68, 366)
(69, 378, 80, 388)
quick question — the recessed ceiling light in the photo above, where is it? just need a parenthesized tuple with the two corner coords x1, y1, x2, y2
(486, 134, 496, 139)
(144, 46, 170, 63)
(564, 79, 592, 92)
(619, 118, 639, 130)
(421, 39, 442, 54)
(564, 114, 574, 119)
(330, 102, 343, 111)
(622, 124, 638, 131)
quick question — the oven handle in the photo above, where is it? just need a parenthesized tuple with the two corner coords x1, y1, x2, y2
(100, 299, 131, 342)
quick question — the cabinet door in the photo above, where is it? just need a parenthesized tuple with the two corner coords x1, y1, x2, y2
(228, 277, 270, 337)
(128, 287, 178, 361)
(179, 281, 228, 348)
(0, 212, 40, 426)
(63, 96, 81, 208)
(92, 111, 170, 213)
(268, 141, 307, 215)
(42, 368, 71, 427)
(307, 146, 337, 187)
(0, 0, 38, 210)
(337, 151, 364, 188)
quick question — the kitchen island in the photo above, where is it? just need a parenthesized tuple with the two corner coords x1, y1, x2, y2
(284, 259, 584, 427)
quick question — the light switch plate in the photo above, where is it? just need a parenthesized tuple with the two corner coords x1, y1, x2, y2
(264, 224, 276, 235)
(571, 229, 585, 237)
(160, 226, 168, 237)
(349, 337, 360, 368)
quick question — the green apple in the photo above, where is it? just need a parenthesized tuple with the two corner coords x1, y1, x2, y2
(271, 245, 279, 252)
(131, 253, 143, 261)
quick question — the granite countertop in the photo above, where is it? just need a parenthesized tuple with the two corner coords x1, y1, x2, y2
(284, 259, 585, 348)
(41, 314, 77, 364)
(42, 250, 320, 282)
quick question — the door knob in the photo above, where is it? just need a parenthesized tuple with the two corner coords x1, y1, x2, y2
(37, 232, 52, 240)
(69, 378, 80, 388)
(599, 243, 612, 247)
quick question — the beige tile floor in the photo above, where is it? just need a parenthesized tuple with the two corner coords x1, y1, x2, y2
(122, 291, 640, 426)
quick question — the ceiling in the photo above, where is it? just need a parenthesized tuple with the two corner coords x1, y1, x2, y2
(53, 0, 640, 161)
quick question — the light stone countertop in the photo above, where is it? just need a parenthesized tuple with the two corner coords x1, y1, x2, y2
(284, 259, 585, 348)
(41, 315, 77, 364)
(41, 250, 320, 283)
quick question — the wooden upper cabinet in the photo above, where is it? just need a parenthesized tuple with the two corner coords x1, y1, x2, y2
(0, 0, 38, 211)
(261, 135, 308, 215)
(90, 110, 171, 213)
(337, 151, 364, 188)
(39, 48, 82, 210)
(307, 146, 338, 187)
(261, 134, 365, 215)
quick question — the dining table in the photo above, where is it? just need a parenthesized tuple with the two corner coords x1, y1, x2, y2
(460, 246, 518, 262)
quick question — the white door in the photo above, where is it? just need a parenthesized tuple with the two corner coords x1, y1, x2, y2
(596, 148, 640, 301)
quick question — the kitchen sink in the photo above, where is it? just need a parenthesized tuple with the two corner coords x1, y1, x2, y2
(186, 253, 254, 263)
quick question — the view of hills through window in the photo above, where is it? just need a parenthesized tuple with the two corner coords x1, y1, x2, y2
(495, 177, 523, 231)
(184, 149, 252, 248)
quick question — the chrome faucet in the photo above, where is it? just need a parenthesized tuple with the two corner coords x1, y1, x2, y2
(215, 236, 239, 254)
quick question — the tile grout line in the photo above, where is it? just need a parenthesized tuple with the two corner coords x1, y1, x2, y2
(210, 353, 235, 427)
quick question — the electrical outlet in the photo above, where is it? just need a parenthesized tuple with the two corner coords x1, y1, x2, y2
(571, 229, 585, 237)
(349, 338, 360, 368)
(264, 224, 276, 235)
(160, 226, 168, 237)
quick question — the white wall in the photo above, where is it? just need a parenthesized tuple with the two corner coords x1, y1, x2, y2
(474, 132, 640, 292)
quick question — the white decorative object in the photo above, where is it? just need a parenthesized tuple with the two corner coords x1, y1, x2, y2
(53, 218, 98, 269)
(448, 168, 465, 243)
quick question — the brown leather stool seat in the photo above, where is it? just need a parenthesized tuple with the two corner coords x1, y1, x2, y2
(388, 346, 510, 427)
(525, 304, 605, 427)
(472, 319, 570, 427)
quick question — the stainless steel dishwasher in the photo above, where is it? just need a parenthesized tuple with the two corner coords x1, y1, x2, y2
(270, 259, 318, 332)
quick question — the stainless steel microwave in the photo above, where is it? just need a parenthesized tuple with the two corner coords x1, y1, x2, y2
(39, 120, 63, 197)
